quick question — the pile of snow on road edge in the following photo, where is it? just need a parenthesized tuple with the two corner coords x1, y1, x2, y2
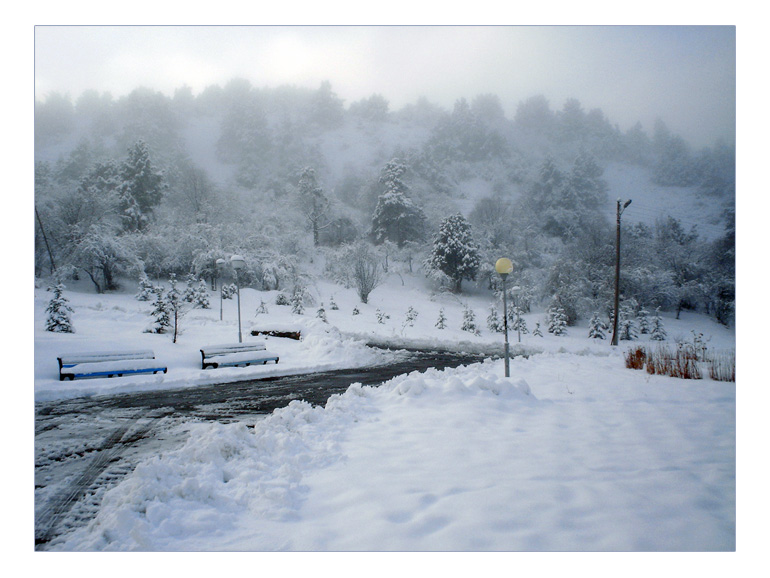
(59, 361, 533, 551)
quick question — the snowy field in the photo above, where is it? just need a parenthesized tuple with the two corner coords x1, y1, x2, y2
(29, 273, 744, 556)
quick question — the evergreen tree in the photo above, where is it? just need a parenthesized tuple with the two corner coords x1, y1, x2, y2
(329, 296, 339, 310)
(136, 274, 154, 301)
(461, 305, 479, 334)
(435, 308, 447, 329)
(119, 140, 165, 232)
(290, 291, 305, 315)
(426, 214, 481, 293)
(192, 279, 210, 309)
(547, 306, 568, 335)
(317, 303, 327, 323)
(487, 306, 503, 333)
(371, 159, 426, 248)
(297, 167, 332, 246)
(182, 272, 198, 302)
(650, 308, 667, 341)
(588, 312, 607, 339)
(533, 322, 543, 337)
(511, 307, 529, 334)
(637, 307, 651, 334)
(352, 306, 360, 316)
(146, 285, 170, 334)
(45, 282, 75, 333)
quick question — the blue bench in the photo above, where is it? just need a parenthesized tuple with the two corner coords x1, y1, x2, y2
(57, 350, 167, 381)
(200, 342, 279, 369)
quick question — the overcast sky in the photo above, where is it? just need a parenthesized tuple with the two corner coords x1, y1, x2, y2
(34, 25, 735, 148)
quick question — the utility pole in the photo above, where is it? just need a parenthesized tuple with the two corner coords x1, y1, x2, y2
(611, 199, 632, 346)
(35, 206, 57, 274)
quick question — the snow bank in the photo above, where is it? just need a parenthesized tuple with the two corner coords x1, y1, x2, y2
(53, 355, 734, 552)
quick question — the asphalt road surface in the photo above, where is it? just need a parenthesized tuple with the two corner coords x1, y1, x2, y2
(34, 350, 488, 550)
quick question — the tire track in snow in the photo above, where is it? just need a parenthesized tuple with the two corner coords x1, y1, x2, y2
(35, 414, 162, 549)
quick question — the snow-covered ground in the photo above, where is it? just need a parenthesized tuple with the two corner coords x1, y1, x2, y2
(32, 273, 741, 554)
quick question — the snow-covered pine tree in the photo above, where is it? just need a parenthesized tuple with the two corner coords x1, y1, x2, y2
(650, 308, 667, 341)
(637, 307, 651, 334)
(316, 303, 327, 322)
(435, 308, 447, 329)
(547, 305, 568, 335)
(487, 306, 502, 333)
(511, 306, 528, 334)
(329, 296, 339, 310)
(222, 283, 237, 300)
(290, 291, 305, 315)
(588, 312, 607, 339)
(45, 282, 75, 333)
(136, 274, 154, 301)
(182, 272, 198, 302)
(426, 214, 481, 293)
(192, 279, 210, 309)
(370, 159, 426, 248)
(352, 306, 360, 316)
(461, 305, 479, 334)
(619, 318, 638, 341)
(145, 285, 170, 334)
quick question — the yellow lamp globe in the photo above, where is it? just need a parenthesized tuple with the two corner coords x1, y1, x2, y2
(495, 258, 513, 275)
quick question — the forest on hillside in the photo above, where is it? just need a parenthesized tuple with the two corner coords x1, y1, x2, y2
(34, 79, 736, 326)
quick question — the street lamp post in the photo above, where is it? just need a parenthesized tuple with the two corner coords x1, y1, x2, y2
(216, 258, 225, 321)
(611, 199, 632, 346)
(230, 255, 246, 343)
(495, 258, 514, 378)
(511, 285, 522, 343)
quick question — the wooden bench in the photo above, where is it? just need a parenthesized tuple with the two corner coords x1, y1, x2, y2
(200, 342, 279, 369)
(58, 350, 167, 381)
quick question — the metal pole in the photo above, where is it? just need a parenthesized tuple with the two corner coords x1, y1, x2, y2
(220, 283, 223, 321)
(611, 199, 631, 346)
(502, 275, 510, 377)
(236, 272, 243, 343)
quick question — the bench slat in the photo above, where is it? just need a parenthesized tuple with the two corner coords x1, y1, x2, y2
(58, 350, 156, 367)
(200, 343, 266, 357)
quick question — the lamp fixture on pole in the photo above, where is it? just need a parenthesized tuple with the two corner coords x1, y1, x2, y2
(495, 258, 514, 378)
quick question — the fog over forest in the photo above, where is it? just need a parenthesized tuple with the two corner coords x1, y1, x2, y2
(34, 78, 735, 327)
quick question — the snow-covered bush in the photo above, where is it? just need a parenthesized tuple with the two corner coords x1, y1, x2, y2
(275, 292, 290, 306)
(403, 306, 418, 328)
